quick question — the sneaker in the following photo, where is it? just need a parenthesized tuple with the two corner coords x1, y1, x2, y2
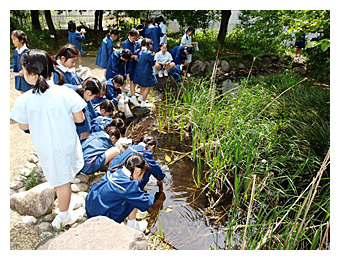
(138, 95, 143, 102)
(52, 208, 85, 230)
(127, 90, 132, 97)
(130, 96, 140, 107)
(135, 220, 148, 232)
(158, 70, 163, 77)
(140, 101, 152, 108)
(163, 70, 168, 76)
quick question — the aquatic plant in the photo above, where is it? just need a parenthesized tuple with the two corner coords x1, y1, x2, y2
(155, 68, 330, 250)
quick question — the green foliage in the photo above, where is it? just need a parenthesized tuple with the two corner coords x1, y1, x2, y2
(157, 72, 330, 249)
(162, 10, 220, 30)
(25, 169, 42, 190)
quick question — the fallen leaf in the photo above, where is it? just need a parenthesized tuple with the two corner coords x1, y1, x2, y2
(165, 154, 172, 163)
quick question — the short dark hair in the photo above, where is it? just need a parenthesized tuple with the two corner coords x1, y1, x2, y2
(107, 117, 126, 135)
(112, 74, 124, 85)
(77, 77, 101, 97)
(121, 49, 132, 60)
(99, 100, 114, 113)
(11, 30, 29, 47)
(68, 21, 76, 32)
(185, 46, 193, 54)
(55, 44, 80, 63)
(104, 126, 121, 140)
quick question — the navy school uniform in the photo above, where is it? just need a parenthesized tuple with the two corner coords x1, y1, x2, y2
(85, 166, 154, 223)
(76, 99, 98, 139)
(133, 48, 157, 88)
(53, 66, 83, 91)
(91, 96, 107, 105)
(80, 131, 115, 174)
(123, 39, 140, 80)
(102, 79, 122, 106)
(10, 47, 34, 92)
(106, 50, 130, 80)
(109, 143, 166, 190)
(145, 25, 164, 52)
(68, 31, 85, 55)
(91, 116, 113, 133)
(169, 64, 184, 83)
(171, 45, 187, 65)
(136, 24, 146, 38)
(96, 36, 114, 69)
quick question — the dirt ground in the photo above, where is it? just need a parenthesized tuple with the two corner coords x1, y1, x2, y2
(9, 56, 105, 250)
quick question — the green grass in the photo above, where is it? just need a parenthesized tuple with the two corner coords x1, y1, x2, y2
(156, 70, 330, 250)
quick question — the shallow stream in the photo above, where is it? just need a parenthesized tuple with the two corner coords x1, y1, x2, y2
(127, 116, 230, 250)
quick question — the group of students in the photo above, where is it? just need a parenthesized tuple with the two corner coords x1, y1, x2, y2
(9, 17, 198, 231)
(10, 31, 165, 232)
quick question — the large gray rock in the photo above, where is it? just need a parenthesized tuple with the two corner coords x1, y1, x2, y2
(37, 216, 148, 250)
(10, 182, 55, 217)
(190, 60, 206, 75)
(220, 60, 230, 72)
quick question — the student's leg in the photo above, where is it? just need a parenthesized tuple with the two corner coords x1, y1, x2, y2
(155, 63, 162, 71)
(128, 208, 138, 220)
(104, 147, 120, 165)
(165, 62, 175, 71)
(141, 87, 150, 101)
(56, 182, 72, 212)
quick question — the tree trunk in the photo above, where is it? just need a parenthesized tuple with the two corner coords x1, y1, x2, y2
(99, 10, 103, 32)
(44, 10, 57, 38)
(217, 10, 232, 46)
(94, 10, 99, 32)
(30, 10, 42, 31)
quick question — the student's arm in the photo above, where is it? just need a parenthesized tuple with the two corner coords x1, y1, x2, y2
(18, 123, 29, 131)
(124, 182, 154, 212)
(72, 110, 85, 123)
(143, 151, 166, 181)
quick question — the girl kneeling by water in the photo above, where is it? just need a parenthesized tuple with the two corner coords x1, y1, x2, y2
(86, 154, 159, 231)
(80, 125, 121, 175)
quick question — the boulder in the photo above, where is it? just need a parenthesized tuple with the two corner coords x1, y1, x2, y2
(220, 60, 230, 72)
(190, 60, 206, 76)
(37, 216, 149, 250)
(71, 183, 88, 193)
(238, 63, 246, 69)
(10, 182, 55, 217)
(204, 61, 213, 73)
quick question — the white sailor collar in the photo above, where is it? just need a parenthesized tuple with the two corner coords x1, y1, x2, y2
(17, 44, 28, 55)
(121, 166, 132, 177)
(56, 60, 75, 73)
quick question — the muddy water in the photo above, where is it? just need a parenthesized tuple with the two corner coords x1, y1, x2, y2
(126, 116, 229, 250)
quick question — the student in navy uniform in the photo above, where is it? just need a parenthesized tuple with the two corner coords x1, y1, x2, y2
(86, 154, 162, 231)
(145, 19, 163, 54)
(75, 77, 101, 141)
(168, 64, 188, 85)
(105, 49, 132, 80)
(91, 100, 115, 133)
(123, 29, 141, 107)
(68, 21, 85, 69)
(80, 125, 121, 175)
(96, 29, 120, 78)
(91, 82, 108, 105)
(136, 19, 146, 38)
(109, 134, 165, 190)
(107, 117, 126, 136)
(133, 38, 157, 108)
(10, 30, 33, 93)
(171, 45, 193, 66)
(53, 44, 83, 91)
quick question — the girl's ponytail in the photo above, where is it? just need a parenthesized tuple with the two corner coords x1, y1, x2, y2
(21, 49, 57, 94)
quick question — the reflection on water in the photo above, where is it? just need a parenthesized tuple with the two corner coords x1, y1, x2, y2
(126, 116, 229, 250)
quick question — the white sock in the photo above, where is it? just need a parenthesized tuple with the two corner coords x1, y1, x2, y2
(126, 219, 136, 228)
(58, 210, 70, 221)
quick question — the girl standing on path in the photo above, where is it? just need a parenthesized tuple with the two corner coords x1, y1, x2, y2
(10, 30, 33, 93)
(133, 38, 157, 108)
(10, 49, 87, 230)
(68, 21, 85, 69)
(96, 29, 120, 78)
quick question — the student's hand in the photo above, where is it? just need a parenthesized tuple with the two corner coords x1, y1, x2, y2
(116, 94, 121, 100)
(18, 70, 24, 77)
(156, 180, 163, 192)
(10, 68, 14, 73)
(126, 75, 130, 82)
(132, 55, 138, 61)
